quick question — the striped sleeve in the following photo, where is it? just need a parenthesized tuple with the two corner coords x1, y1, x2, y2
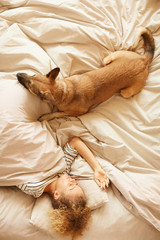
(63, 143, 78, 174)
(17, 174, 57, 198)
(17, 183, 44, 198)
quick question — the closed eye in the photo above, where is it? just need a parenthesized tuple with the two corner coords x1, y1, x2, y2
(68, 183, 78, 190)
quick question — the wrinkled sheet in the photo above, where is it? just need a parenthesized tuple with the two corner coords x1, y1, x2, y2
(0, 0, 160, 239)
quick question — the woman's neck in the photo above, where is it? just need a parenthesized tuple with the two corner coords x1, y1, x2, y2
(44, 180, 56, 194)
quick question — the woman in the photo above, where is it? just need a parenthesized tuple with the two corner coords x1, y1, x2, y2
(17, 137, 109, 236)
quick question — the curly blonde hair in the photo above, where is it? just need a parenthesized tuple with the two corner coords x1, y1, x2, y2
(48, 195, 91, 236)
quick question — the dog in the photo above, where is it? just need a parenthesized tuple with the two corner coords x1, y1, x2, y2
(17, 27, 154, 121)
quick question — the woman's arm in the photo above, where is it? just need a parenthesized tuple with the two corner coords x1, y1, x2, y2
(69, 137, 109, 189)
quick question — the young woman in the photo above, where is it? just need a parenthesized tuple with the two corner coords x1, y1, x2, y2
(17, 137, 109, 236)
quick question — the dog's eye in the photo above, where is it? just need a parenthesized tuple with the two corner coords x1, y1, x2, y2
(28, 80, 31, 86)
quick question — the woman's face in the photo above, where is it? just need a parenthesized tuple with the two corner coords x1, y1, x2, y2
(54, 174, 84, 201)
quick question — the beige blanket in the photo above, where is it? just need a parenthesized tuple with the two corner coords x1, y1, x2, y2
(0, 0, 160, 233)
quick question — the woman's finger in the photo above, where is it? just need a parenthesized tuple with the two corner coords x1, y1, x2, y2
(96, 178, 103, 189)
(100, 179, 106, 189)
(95, 179, 101, 188)
(102, 181, 106, 189)
(105, 178, 110, 187)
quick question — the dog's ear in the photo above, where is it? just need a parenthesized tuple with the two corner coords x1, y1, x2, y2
(46, 67, 60, 80)
(40, 90, 55, 103)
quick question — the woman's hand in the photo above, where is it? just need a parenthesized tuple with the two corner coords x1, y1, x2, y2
(94, 167, 109, 190)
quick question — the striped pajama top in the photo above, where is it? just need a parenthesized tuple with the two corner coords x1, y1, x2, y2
(17, 143, 78, 198)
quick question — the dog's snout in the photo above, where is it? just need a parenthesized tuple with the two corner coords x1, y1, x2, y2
(17, 72, 23, 78)
(17, 72, 26, 81)
(17, 72, 29, 89)
(16, 72, 27, 80)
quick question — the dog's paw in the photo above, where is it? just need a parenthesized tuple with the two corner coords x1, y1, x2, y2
(38, 113, 54, 121)
(38, 111, 69, 121)
(38, 112, 58, 121)
(38, 114, 48, 122)
(120, 88, 134, 98)
(103, 55, 112, 66)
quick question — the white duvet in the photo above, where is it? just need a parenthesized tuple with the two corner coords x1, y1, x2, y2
(0, 0, 160, 239)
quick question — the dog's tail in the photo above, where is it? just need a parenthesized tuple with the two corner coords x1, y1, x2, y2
(134, 27, 155, 64)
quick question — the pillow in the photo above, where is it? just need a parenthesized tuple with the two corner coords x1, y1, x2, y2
(30, 194, 71, 240)
(0, 79, 65, 186)
(30, 180, 109, 237)
(78, 179, 109, 209)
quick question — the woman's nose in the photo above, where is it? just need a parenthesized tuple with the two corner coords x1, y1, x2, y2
(70, 179, 76, 184)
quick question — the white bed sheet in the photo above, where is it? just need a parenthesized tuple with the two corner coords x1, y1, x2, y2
(0, 0, 160, 239)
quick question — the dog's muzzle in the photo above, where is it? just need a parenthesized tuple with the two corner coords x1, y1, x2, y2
(17, 73, 30, 89)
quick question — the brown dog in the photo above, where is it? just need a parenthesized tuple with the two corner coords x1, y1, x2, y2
(17, 27, 154, 121)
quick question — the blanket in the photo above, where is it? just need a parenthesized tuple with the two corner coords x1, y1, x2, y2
(0, 0, 160, 233)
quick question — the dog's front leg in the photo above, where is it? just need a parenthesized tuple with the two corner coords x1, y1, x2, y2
(38, 112, 69, 121)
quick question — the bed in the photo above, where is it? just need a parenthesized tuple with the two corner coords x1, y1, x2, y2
(0, 0, 160, 239)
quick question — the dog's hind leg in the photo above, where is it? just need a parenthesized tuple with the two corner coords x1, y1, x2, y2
(120, 81, 145, 98)
(120, 70, 147, 98)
